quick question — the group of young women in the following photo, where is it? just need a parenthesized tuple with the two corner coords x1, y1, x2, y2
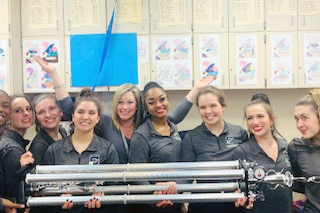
(0, 55, 319, 213)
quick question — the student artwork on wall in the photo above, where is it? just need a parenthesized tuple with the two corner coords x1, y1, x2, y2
(199, 34, 222, 86)
(0, 40, 7, 64)
(0, 65, 7, 90)
(0, 40, 8, 90)
(22, 39, 60, 92)
(137, 36, 149, 64)
(70, 33, 138, 87)
(153, 36, 192, 88)
(304, 33, 320, 84)
(271, 34, 293, 85)
(236, 34, 258, 85)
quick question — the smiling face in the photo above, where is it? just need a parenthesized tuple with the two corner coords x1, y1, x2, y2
(294, 105, 320, 140)
(10, 97, 33, 135)
(0, 93, 10, 127)
(72, 101, 100, 133)
(116, 91, 137, 123)
(245, 103, 274, 138)
(145, 88, 169, 119)
(198, 93, 225, 127)
(35, 98, 62, 131)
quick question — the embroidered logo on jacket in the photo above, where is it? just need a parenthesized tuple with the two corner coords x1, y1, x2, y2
(89, 154, 100, 165)
(225, 135, 238, 148)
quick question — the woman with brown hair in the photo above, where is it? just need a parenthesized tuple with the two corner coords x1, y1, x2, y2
(288, 89, 320, 213)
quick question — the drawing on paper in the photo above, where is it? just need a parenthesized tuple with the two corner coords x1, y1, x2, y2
(306, 59, 320, 83)
(305, 35, 320, 57)
(157, 62, 174, 87)
(272, 60, 290, 83)
(202, 61, 219, 80)
(174, 62, 192, 87)
(41, 70, 54, 89)
(200, 36, 219, 58)
(238, 60, 256, 82)
(25, 42, 40, 63)
(0, 41, 6, 64)
(154, 39, 171, 61)
(138, 37, 149, 63)
(26, 66, 39, 89)
(273, 38, 290, 58)
(238, 36, 256, 58)
(173, 39, 189, 60)
(0, 73, 5, 89)
(42, 42, 59, 63)
(0, 66, 6, 89)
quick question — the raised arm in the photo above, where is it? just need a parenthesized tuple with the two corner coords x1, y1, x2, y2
(185, 76, 215, 103)
(168, 76, 214, 124)
(35, 56, 69, 100)
(36, 56, 74, 120)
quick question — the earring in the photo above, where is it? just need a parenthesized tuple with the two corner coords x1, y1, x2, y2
(5, 122, 11, 128)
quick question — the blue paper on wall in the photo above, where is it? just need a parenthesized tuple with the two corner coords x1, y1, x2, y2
(70, 33, 138, 86)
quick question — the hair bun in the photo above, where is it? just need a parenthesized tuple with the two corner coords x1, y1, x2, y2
(79, 88, 94, 98)
(251, 93, 271, 105)
(143, 82, 163, 94)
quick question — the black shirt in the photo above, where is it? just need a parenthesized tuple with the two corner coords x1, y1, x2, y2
(129, 118, 182, 213)
(0, 129, 29, 200)
(29, 126, 67, 165)
(181, 121, 248, 213)
(182, 121, 248, 162)
(233, 136, 293, 213)
(288, 138, 320, 213)
(43, 134, 119, 165)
